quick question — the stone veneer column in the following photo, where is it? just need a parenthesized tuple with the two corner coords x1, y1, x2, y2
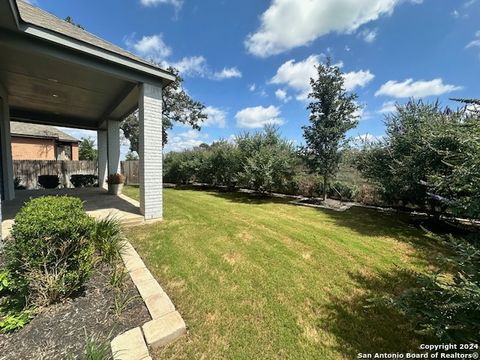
(138, 83, 163, 220)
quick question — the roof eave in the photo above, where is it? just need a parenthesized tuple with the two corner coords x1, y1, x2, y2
(8, 1, 176, 86)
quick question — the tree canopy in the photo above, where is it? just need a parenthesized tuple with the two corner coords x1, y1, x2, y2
(302, 58, 360, 199)
(78, 137, 97, 161)
(121, 66, 207, 152)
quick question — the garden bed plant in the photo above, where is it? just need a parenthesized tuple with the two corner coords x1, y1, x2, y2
(0, 196, 148, 359)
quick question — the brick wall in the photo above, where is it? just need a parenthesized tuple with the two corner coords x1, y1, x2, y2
(71, 143, 79, 161)
(11, 136, 56, 160)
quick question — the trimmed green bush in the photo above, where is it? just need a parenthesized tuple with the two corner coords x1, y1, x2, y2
(5, 196, 95, 305)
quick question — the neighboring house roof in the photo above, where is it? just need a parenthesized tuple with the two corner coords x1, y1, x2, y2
(16, 0, 153, 68)
(10, 121, 79, 143)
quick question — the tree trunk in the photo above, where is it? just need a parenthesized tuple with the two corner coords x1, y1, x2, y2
(323, 174, 328, 201)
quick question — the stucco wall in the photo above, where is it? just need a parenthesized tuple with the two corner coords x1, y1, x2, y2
(11, 136, 55, 160)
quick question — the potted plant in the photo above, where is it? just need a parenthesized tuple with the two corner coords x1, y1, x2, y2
(107, 173, 125, 195)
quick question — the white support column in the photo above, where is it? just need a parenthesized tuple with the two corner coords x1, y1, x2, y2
(107, 119, 121, 176)
(97, 129, 108, 189)
(0, 90, 14, 201)
(139, 83, 163, 220)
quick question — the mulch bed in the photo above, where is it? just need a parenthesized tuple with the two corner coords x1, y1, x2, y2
(0, 265, 149, 360)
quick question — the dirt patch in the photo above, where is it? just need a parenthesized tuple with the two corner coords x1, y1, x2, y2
(222, 252, 242, 265)
(0, 266, 149, 360)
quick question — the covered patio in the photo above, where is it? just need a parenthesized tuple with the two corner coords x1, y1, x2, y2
(1, 187, 145, 238)
(0, 0, 175, 238)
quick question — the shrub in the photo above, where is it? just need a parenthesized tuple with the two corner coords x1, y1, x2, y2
(38, 175, 60, 189)
(391, 235, 480, 342)
(5, 196, 95, 305)
(107, 173, 125, 185)
(71, 174, 98, 188)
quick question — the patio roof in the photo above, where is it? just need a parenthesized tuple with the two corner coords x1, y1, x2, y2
(0, 0, 175, 130)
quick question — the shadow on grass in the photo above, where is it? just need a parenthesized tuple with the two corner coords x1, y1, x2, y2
(324, 269, 434, 358)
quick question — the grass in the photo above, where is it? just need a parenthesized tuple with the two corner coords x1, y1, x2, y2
(123, 185, 442, 359)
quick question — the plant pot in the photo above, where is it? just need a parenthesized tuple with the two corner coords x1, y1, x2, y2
(108, 183, 124, 195)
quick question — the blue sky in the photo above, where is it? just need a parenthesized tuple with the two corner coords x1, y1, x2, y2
(33, 0, 480, 157)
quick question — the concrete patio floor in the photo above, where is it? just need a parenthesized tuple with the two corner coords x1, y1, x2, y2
(1, 187, 145, 237)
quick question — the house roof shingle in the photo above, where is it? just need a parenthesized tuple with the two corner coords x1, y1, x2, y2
(10, 121, 79, 143)
(16, 0, 158, 69)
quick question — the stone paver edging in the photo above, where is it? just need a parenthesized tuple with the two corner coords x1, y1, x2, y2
(111, 242, 186, 360)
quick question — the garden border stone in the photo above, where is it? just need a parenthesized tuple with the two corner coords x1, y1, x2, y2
(110, 241, 186, 359)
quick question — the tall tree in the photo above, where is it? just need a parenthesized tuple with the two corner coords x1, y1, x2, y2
(121, 66, 207, 152)
(302, 58, 360, 200)
(78, 137, 97, 161)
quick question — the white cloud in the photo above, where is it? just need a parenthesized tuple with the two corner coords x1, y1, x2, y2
(125, 34, 172, 62)
(140, 0, 183, 11)
(213, 67, 242, 80)
(378, 100, 397, 113)
(249, 84, 257, 92)
(275, 89, 291, 102)
(168, 56, 208, 77)
(235, 105, 284, 128)
(375, 78, 462, 98)
(271, 55, 374, 101)
(466, 30, 480, 49)
(165, 130, 207, 153)
(245, 0, 422, 57)
(343, 70, 375, 91)
(359, 28, 378, 43)
(125, 34, 243, 79)
(270, 55, 320, 100)
(203, 106, 227, 127)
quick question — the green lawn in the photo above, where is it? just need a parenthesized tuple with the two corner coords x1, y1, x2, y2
(123, 185, 440, 359)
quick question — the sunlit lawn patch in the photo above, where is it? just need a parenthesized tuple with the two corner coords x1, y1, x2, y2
(124, 186, 440, 359)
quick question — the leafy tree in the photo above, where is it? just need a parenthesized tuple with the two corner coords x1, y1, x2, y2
(207, 141, 241, 188)
(124, 151, 139, 161)
(237, 126, 298, 194)
(302, 58, 360, 200)
(121, 67, 207, 151)
(78, 137, 97, 161)
(356, 100, 480, 218)
(425, 108, 480, 219)
(392, 234, 480, 342)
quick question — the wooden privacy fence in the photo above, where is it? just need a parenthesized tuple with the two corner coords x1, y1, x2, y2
(121, 160, 139, 185)
(14, 160, 97, 189)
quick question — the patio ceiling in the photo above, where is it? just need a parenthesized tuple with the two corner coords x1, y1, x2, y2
(0, 0, 175, 131)
(0, 43, 139, 130)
